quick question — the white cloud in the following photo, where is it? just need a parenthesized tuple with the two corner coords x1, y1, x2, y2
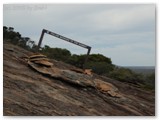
(3, 4, 155, 66)
(88, 4, 155, 32)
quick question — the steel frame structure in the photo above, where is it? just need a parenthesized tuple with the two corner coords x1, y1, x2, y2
(37, 29, 91, 69)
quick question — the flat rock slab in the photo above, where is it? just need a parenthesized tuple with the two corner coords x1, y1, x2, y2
(28, 60, 121, 97)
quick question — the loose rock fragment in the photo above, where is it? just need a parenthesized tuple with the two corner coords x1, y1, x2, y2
(29, 54, 47, 59)
(94, 79, 122, 97)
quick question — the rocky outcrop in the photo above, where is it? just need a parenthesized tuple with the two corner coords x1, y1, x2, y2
(3, 43, 155, 116)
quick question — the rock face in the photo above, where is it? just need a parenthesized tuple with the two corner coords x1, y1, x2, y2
(3, 43, 155, 116)
(27, 55, 122, 97)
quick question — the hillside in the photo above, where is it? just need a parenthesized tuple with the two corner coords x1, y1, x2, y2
(3, 43, 155, 116)
(123, 66, 155, 75)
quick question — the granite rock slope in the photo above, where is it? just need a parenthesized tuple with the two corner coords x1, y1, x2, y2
(3, 43, 155, 116)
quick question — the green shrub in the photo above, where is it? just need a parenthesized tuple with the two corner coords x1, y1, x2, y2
(85, 62, 114, 75)
(107, 67, 145, 85)
(67, 53, 113, 73)
(41, 45, 71, 62)
(142, 73, 155, 90)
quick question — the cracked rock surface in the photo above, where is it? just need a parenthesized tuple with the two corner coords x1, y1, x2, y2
(3, 43, 155, 116)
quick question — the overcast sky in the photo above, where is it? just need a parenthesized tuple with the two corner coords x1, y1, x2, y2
(3, 4, 155, 66)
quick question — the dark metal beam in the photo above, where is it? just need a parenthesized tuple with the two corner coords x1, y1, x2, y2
(37, 29, 45, 50)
